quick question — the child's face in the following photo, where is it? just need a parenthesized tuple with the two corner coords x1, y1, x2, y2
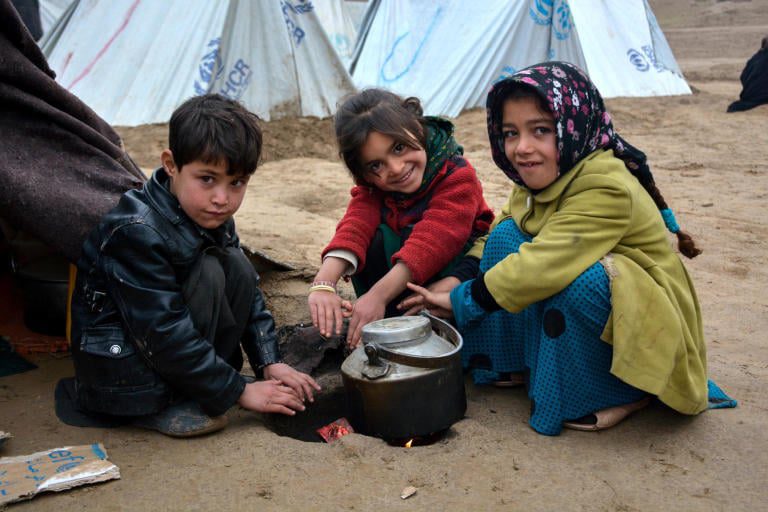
(359, 131, 427, 194)
(502, 97, 559, 191)
(162, 150, 250, 229)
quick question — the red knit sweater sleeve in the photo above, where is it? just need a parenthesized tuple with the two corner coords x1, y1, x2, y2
(393, 161, 492, 284)
(321, 185, 381, 270)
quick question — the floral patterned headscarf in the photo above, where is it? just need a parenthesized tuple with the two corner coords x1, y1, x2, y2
(485, 61, 703, 259)
(486, 61, 654, 191)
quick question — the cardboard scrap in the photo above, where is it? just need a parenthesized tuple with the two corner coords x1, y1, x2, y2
(0, 443, 120, 505)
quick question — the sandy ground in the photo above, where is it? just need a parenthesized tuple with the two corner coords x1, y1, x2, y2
(2, 0, 768, 510)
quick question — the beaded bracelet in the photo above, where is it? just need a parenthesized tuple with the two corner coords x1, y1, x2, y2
(309, 284, 337, 294)
(310, 280, 337, 291)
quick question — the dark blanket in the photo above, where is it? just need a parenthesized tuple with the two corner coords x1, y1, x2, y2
(727, 48, 768, 113)
(0, 0, 146, 263)
(10, 0, 41, 41)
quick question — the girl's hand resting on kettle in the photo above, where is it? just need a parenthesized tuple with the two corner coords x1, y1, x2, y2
(401, 280, 457, 318)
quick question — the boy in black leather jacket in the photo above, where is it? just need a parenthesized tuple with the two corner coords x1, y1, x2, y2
(70, 94, 319, 437)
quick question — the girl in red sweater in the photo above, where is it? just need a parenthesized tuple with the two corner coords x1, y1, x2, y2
(309, 89, 493, 347)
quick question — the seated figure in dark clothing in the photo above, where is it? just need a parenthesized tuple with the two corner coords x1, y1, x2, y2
(727, 36, 768, 112)
(70, 94, 320, 437)
(10, 0, 42, 41)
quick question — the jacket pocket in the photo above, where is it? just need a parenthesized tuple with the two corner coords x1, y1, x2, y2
(75, 325, 156, 391)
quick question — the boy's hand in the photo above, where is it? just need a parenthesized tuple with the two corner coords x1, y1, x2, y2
(405, 282, 453, 317)
(237, 380, 305, 416)
(263, 363, 321, 403)
(398, 277, 460, 317)
(346, 292, 386, 349)
(309, 290, 347, 338)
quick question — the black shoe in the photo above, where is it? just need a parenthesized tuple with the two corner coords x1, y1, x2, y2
(132, 401, 228, 438)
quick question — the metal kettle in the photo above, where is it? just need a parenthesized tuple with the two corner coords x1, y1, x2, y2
(340, 313, 466, 440)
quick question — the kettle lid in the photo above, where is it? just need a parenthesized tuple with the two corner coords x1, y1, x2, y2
(361, 316, 431, 345)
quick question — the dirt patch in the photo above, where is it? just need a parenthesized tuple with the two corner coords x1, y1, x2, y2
(116, 116, 339, 170)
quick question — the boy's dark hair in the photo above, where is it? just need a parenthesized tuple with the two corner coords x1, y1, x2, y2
(169, 94, 262, 176)
(334, 88, 427, 183)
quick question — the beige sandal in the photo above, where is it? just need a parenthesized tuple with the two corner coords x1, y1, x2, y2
(563, 397, 651, 432)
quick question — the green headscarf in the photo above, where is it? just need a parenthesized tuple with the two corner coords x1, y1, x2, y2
(391, 116, 463, 201)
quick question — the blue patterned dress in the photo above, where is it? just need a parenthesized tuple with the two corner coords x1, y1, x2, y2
(456, 219, 647, 435)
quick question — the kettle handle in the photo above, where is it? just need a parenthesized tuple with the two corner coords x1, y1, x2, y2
(364, 312, 463, 369)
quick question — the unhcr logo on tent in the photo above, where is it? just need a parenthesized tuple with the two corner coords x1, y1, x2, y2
(529, 0, 553, 25)
(218, 60, 253, 101)
(529, 0, 573, 40)
(552, 2, 573, 41)
(194, 38, 224, 96)
(627, 46, 666, 73)
(193, 38, 253, 100)
(282, 0, 314, 47)
(332, 34, 351, 56)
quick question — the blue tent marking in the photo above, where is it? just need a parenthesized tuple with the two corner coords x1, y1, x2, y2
(380, 7, 443, 83)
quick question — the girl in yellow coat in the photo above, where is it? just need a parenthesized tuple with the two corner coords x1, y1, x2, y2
(405, 61, 728, 435)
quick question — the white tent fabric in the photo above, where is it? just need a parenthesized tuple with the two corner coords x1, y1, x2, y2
(39, 0, 73, 35)
(351, 0, 690, 117)
(314, 0, 359, 67)
(41, 0, 356, 126)
(345, 0, 369, 33)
